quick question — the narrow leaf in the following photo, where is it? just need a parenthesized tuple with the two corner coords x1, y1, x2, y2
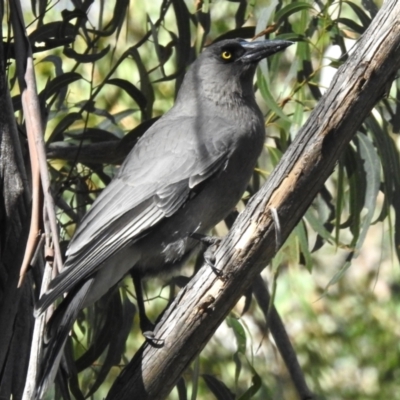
(47, 112, 82, 144)
(274, 2, 315, 24)
(353, 132, 381, 255)
(202, 375, 235, 400)
(42, 72, 83, 100)
(63, 45, 110, 63)
(107, 78, 147, 112)
(257, 69, 290, 121)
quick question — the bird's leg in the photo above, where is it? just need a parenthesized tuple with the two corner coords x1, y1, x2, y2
(190, 232, 220, 246)
(190, 233, 222, 276)
(131, 272, 164, 346)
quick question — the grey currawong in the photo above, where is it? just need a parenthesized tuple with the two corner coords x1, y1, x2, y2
(34, 38, 292, 398)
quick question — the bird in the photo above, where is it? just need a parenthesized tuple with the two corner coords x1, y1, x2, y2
(34, 37, 292, 398)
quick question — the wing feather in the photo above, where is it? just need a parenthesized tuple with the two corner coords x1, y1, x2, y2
(37, 115, 235, 313)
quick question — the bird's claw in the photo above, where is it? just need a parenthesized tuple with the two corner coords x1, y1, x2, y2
(143, 330, 165, 347)
(203, 249, 222, 276)
(190, 232, 222, 276)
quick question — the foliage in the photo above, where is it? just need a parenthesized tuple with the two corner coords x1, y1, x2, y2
(2, 0, 399, 399)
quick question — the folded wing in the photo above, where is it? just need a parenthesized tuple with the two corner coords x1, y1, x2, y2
(36, 115, 234, 313)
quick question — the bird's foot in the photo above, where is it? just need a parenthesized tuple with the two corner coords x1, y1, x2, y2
(190, 233, 222, 276)
(139, 311, 164, 347)
(143, 330, 164, 347)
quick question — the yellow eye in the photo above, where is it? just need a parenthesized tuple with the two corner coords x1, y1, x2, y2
(221, 50, 232, 60)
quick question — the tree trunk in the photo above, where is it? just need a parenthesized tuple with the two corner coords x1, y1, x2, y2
(106, 1, 400, 399)
(0, 14, 33, 399)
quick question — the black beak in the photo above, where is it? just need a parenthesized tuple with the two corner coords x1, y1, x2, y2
(239, 39, 293, 63)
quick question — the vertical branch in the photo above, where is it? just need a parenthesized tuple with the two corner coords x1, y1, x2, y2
(9, 0, 64, 394)
(10, 0, 63, 281)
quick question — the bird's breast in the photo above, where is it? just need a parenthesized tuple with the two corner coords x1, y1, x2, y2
(135, 115, 265, 276)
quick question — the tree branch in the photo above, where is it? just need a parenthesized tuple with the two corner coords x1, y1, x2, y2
(46, 141, 128, 165)
(10, 0, 63, 284)
(106, 1, 400, 399)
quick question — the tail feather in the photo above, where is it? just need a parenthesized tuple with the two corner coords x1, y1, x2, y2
(34, 278, 95, 399)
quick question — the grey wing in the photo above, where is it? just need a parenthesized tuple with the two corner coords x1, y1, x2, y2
(37, 116, 233, 312)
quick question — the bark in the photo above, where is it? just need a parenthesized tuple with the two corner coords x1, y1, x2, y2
(106, 1, 400, 399)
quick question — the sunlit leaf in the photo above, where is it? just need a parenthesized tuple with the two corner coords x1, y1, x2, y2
(343, 1, 372, 28)
(353, 132, 380, 255)
(295, 221, 313, 271)
(274, 2, 315, 24)
(257, 69, 290, 121)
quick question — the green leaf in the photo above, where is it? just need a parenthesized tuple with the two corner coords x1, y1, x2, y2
(335, 161, 345, 245)
(237, 362, 262, 400)
(47, 112, 82, 144)
(336, 18, 365, 34)
(41, 72, 84, 100)
(341, 145, 365, 244)
(353, 132, 381, 255)
(265, 146, 283, 167)
(171, 0, 192, 81)
(343, 1, 372, 28)
(39, 55, 64, 76)
(107, 78, 147, 113)
(305, 209, 335, 245)
(324, 260, 352, 290)
(29, 21, 75, 43)
(97, 109, 138, 138)
(202, 375, 235, 400)
(127, 47, 155, 119)
(295, 221, 313, 272)
(226, 316, 246, 355)
(365, 114, 396, 221)
(87, 0, 130, 37)
(63, 45, 110, 63)
(65, 128, 120, 142)
(255, 1, 278, 34)
(227, 316, 246, 386)
(274, 2, 315, 24)
(257, 69, 290, 122)
(191, 356, 200, 400)
(272, 228, 298, 270)
(292, 96, 304, 132)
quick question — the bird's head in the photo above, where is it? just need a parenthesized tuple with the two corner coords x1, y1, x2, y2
(178, 38, 293, 107)
(204, 38, 292, 70)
